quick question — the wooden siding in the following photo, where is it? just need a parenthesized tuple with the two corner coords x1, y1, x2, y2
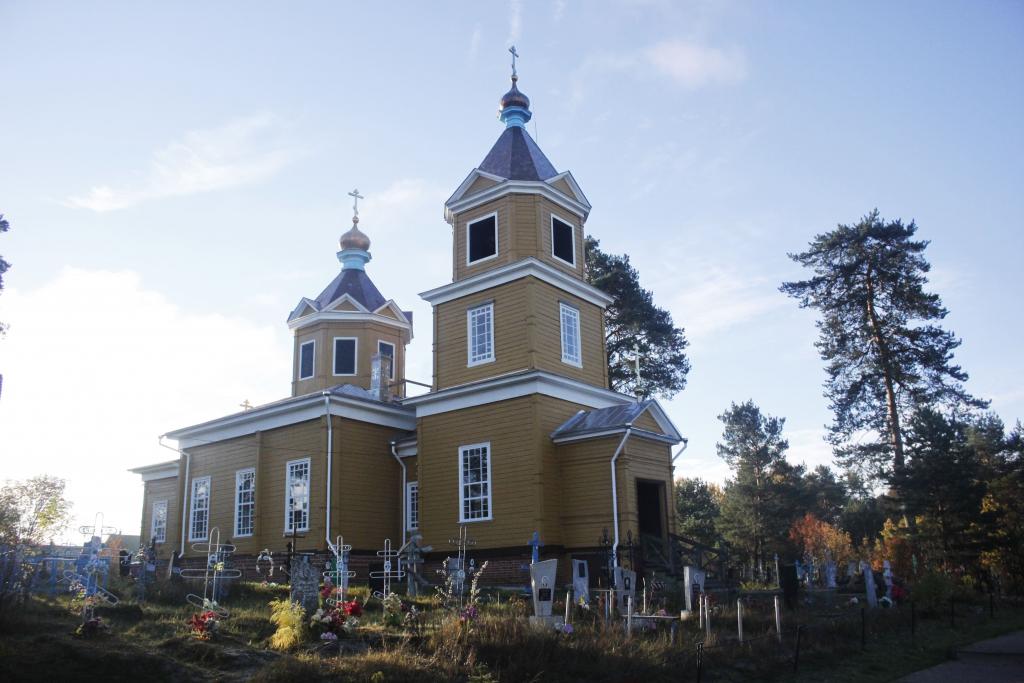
(632, 410, 661, 434)
(433, 279, 531, 389)
(140, 476, 179, 558)
(619, 437, 676, 540)
(332, 417, 405, 550)
(292, 320, 408, 397)
(417, 397, 540, 550)
(186, 433, 262, 555)
(173, 416, 410, 558)
(452, 194, 586, 282)
(527, 279, 607, 387)
(433, 277, 606, 390)
(464, 175, 500, 197)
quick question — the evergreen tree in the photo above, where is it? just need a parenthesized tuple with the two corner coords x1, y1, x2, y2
(584, 236, 690, 399)
(715, 401, 798, 574)
(781, 210, 986, 485)
(801, 465, 848, 525)
(673, 477, 722, 547)
(902, 408, 993, 568)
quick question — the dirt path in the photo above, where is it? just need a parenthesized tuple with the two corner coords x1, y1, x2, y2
(898, 630, 1024, 683)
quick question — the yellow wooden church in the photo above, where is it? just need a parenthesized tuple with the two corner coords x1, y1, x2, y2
(131, 62, 684, 585)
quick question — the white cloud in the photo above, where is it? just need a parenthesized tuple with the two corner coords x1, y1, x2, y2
(0, 268, 291, 542)
(644, 40, 747, 88)
(66, 114, 298, 212)
(469, 24, 483, 60)
(508, 0, 522, 45)
(786, 428, 836, 472)
(553, 0, 567, 22)
(667, 264, 787, 348)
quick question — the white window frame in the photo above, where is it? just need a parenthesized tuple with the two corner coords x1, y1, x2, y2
(559, 302, 583, 367)
(550, 213, 576, 266)
(189, 476, 211, 542)
(378, 340, 396, 381)
(466, 302, 495, 367)
(406, 481, 419, 531)
(332, 336, 358, 377)
(151, 500, 167, 544)
(465, 212, 499, 266)
(234, 468, 256, 538)
(299, 339, 316, 380)
(458, 442, 493, 523)
(284, 457, 311, 534)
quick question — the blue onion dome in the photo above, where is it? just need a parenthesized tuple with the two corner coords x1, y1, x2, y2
(498, 75, 533, 128)
(339, 222, 371, 251)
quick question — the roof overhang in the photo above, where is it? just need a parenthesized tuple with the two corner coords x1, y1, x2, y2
(444, 174, 592, 225)
(164, 391, 416, 449)
(128, 459, 179, 481)
(287, 308, 414, 337)
(551, 427, 679, 446)
(419, 257, 614, 309)
(404, 369, 633, 418)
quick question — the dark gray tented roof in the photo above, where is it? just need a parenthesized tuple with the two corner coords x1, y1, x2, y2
(314, 268, 387, 311)
(550, 401, 655, 439)
(478, 126, 558, 181)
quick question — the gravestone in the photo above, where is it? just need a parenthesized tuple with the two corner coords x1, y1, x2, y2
(683, 566, 706, 612)
(571, 559, 590, 605)
(847, 560, 857, 579)
(824, 549, 837, 589)
(780, 564, 799, 610)
(289, 555, 319, 615)
(860, 560, 878, 608)
(882, 560, 893, 600)
(613, 566, 636, 614)
(528, 559, 563, 629)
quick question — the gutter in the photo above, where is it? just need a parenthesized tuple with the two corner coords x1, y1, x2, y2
(610, 425, 633, 569)
(158, 436, 189, 565)
(671, 438, 690, 464)
(390, 441, 407, 565)
(324, 392, 334, 551)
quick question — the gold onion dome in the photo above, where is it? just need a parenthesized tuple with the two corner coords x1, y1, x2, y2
(340, 222, 371, 251)
(500, 75, 531, 112)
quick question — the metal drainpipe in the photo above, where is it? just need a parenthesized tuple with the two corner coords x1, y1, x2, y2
(324, 392, 334, 552)
(390, 441, 407, 559)
(610, 425, 633, 569)
(671, 438, 690, 464)
(158, 435, 189, 562)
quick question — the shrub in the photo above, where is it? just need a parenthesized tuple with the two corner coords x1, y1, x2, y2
(912, 571, 955, 614)
(269, 598, 307, 651)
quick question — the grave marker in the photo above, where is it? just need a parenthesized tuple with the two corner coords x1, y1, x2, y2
(369, 538, 405, 601)
(324, 536, 355, 604)
(683, 566, 706, 613)
(860, 560, 878, 608)
(613, 566, 637, 614)
(181, 527, 241, 617)
(571, 558, 590, 605)
(882, 560, 894, 600)
(528, 558, 563, 629)
(289, 555, 320, 615)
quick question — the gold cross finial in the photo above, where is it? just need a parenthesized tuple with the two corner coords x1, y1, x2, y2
(348, 188, 364, 221)
(240, 399, 253, 411)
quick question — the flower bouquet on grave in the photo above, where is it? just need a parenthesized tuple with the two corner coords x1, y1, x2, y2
(382, 592, 407, 628)
(75, 615, 109, 638)
(187, 610, 220, 640)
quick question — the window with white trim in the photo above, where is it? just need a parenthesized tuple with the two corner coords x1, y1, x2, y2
(467, 214, 498, 264)
(406, 481, 419, 531)
(459, 443, 492, 522)
(234, 468, 256, 537)
(284, 458, 311, 533)
(151, 500, 167, 544)
(333, 337, 357, 376)
(551, 215, 575, 266)
(560, 302, 582, 366)
(299, 340, 315, 380)
(189, 477, 211, 542)
(378, 340, 396, 380)
(467, 303, 494, 366)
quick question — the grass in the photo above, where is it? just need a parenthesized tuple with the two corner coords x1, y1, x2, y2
(0, 579, 1019, 682)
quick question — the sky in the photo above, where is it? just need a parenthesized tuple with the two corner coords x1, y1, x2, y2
(1, 1, 1022, 543)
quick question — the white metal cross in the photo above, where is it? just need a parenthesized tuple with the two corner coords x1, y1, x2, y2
(369, 538, 405, 601)
(348, 188, 364, 218)
(509, 45, 519, 77)
(181, 527, 241, 617)
(324, 535, 355, 605)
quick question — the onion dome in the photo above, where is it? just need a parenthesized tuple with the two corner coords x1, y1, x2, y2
(339, 223, 371, 252)
(498, 74, 533, 129)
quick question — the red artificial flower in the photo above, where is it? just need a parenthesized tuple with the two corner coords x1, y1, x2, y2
(342, 600, 362, 617)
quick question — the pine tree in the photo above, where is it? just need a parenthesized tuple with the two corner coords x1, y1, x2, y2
(0, 214, 10, 336)
(673, 477, 722, 547)
(716, 401, 799, 574)
(584, 236, 690, 399)
(781, 210, 986, 485)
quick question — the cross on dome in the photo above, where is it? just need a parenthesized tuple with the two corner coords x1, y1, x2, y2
(348, 188, 365, 222)
(509, 45, 519, 79)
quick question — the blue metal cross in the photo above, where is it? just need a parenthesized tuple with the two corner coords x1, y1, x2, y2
(528, 531, 544, 564)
